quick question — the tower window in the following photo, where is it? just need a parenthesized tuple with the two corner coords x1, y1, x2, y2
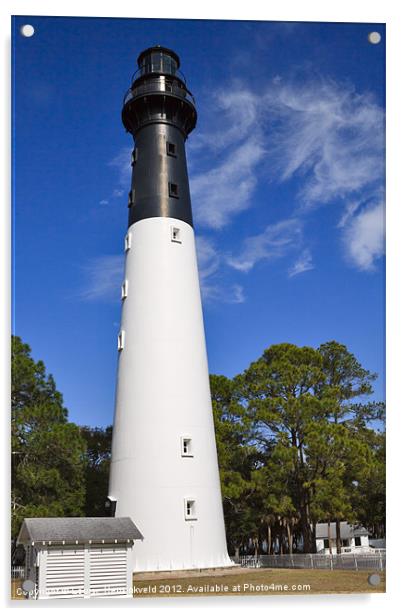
(131, 148, 138, 166)
(184, 498, 197, 521)
(121, 279, 128, 300)
(166, 142, 177, 157)
(168, 182, 179, 198)
(128, 189, 134, 208)
(171, 226, 181, 243)
(117, 330, 125, 351)
(125, 232, 132, 251)
(181, 437, 193, 457)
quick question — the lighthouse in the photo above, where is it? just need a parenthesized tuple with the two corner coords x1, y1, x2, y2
(107, 46, 232, 573)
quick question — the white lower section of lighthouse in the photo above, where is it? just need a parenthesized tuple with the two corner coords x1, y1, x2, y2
(108, 216, 232, 572)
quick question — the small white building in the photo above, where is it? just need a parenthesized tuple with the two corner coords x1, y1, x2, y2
(315, 522, 370, 554)
(17, 517, 143, 600)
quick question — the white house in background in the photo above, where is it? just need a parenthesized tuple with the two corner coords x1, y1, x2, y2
(315, 522, 370, 554)
(17, 517, 143, 600)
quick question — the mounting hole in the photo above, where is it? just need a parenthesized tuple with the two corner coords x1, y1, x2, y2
(20, 24, 35, 38)
(368, 573, 381, 586)
(368, 32, 381, 45)
(22, 579, 35, 592)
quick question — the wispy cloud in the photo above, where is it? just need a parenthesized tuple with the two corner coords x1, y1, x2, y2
(188, 88, 265, 229)
(201, 282, 245, 304)
(98, 147, 131, 205)
(341, 200, 385, 271)
(226, 218, 303, 273)
(79, 255, 124, 302)
(190, 137, 265, 229)
(337, 200, 362, 229)
(109, 147, 132, 187)
(191, 78, 384, 220)
(191, 89, 260, 152)
(288, 248, 314, 278)
(263, 80, 384, 207)
(196, 236, 221, 281)
(187, 76, 384, 273)
(196, 236, 245, 304)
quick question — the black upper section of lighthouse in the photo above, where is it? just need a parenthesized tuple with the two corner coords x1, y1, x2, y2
(122, 46, 197, 229)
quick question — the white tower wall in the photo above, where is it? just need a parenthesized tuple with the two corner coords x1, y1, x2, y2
(108, 216, 232, 572)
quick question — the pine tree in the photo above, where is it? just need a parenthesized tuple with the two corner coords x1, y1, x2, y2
(11, 336, 87, 537)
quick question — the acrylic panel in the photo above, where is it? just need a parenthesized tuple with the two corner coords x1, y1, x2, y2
(11, 16, 385, 599)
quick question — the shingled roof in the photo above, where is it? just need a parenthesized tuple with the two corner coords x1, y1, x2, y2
(315, 522, 368, 540)
(17, 517, 144, 545)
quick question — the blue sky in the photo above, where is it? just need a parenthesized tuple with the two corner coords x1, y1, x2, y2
(12, 16, 385, 427)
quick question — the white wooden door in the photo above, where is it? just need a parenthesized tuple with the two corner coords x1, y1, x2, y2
(44, 547, 85, 599)
(89, 545, 129, 597)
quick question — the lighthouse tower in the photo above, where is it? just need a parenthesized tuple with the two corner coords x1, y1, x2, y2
(107, 46, 232, 573)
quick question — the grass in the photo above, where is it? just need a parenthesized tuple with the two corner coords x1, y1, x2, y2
(132, 567, 386, 597)
(11, 578, 24, 600)
(11, 566, 385, 600)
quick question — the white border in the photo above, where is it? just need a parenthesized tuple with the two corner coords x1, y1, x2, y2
(1, 1, 401, 612)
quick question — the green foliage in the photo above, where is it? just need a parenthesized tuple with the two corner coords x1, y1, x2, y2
(212, 341, 385, 555)
(80, 426, 112, 516)
(317, 341, 376, 421)
(11, 336, 87, 537)
(347, 427, 386, 537)
(210, 375, 262, 553)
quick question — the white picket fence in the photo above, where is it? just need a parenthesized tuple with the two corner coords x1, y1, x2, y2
(11, 566, 25, 579)
(240, 552, 385, 572)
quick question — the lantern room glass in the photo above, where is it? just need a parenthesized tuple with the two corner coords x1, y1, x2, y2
(139, 50, 178, 76)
